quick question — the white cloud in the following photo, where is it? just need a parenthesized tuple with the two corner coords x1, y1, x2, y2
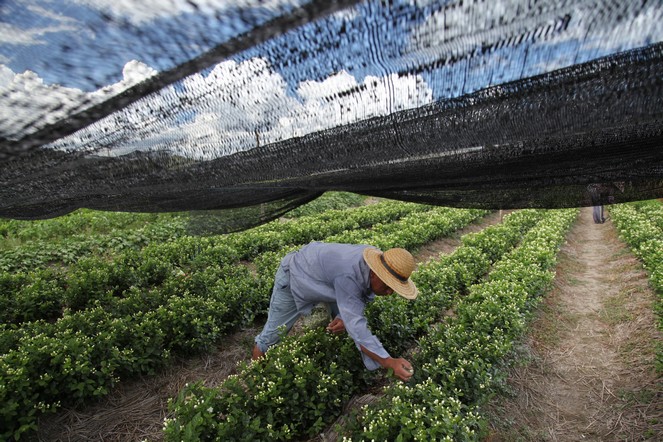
(73, 0, 305, 25)
(330, 4, 359, 22)
(38, 56, 433, 161)
(291, 70, 433, 135)
(122, 60, 159, 84)
(89, 60, 158, 100)
(522, 2, 663, 73)
(0, 22, 41, 45)
(0, 21, 79, 45)
(175, 58, 301, 157)
(0, 60, 158, 141)
(165, 59, 433, 159)
(0, 65, 15, 87)
(410, 0, 572, 61)
(0, 67, 88, 139)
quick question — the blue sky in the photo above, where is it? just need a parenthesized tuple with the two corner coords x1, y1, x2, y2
(1, 0, 662, 156)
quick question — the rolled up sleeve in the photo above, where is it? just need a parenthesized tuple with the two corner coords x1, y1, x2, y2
(334, 276, 390, 370)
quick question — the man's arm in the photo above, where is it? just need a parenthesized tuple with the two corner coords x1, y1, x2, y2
(360, 345, 414, 381)
(332, 276, 410, 375)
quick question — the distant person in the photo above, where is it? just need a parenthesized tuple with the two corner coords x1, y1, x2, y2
(252, 241, 418, 382)
(593, 204, 606, 224)
(588, 183, 607, 224)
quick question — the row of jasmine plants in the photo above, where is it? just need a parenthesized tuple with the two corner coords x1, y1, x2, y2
(339, 208, 578, 441)
(0, 211, 189, 273)
(162, 208, 550, 441)
(0, 200, 428, 439)
(0, 192, 369, 274)
(608, 200, 662, 369)
(0, 209, 185, 243)
(0, 202, 483, 440)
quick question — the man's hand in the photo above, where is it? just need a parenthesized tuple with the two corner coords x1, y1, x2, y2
(326, 317, 346, 334)
(359, 345, 414, 382)
(386, 357, 414, 382)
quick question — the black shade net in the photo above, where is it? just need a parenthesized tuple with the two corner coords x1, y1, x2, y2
(1, 0, 662, 232)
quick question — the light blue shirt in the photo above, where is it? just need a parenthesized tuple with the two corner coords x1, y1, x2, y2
(281, 241, 389, 370)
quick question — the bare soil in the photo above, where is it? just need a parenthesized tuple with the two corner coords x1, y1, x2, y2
(36, 208, 661, 441)
(485, 207, 662, 441)
(414, 209, 509, 264)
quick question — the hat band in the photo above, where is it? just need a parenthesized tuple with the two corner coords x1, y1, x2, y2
(379, 254, 408, 282)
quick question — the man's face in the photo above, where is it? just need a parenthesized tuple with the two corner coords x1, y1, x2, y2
(370, 271, 394, 296)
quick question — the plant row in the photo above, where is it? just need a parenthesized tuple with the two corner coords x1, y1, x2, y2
(609, 201, 662, 370)
(218, 200, 431, 261)
(622, 200, 663, 231)
(162, 209, 546, 441)
(0, 205, 482, 440)
(0, 192, 365, 245)
(0, 193, 378, 274)
(0, 202, 443, 353)
(0, 215, 189, 273)
(0, 210, 184, 244)
(341, 209, 578, 441)
(609, 202, 662, 300)
(282, 192, 367, 218)
(0, 200, 430, 326)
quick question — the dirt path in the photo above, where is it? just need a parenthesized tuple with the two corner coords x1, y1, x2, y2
(487, 207, 662, 441)
(414, 210, 508, 263)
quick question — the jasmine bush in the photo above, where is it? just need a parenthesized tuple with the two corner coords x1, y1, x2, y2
(610, 201, 663, 370)
(341, 209, 577, 441)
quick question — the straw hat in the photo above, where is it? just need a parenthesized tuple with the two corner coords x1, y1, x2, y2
(363, 247, 418, 300)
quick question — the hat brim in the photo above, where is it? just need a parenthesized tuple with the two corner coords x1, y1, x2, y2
(363, 248, 418, 300)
